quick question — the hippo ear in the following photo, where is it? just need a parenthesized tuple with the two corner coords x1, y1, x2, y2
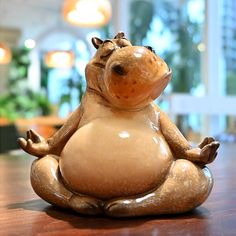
(114, 32, 125, 39)
(92, 37, 103, 49)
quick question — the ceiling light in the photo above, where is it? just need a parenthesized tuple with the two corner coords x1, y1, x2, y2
(63, 0, 112, 27)
(24, 39, 36, 49)
(45, 50, 74, 68)
(0, 43, 12, 64)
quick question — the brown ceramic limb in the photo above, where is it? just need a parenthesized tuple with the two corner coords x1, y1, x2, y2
(185, 140, 219, 165)
(154, 105, 219, 165)
(154, 105, 192, 157)
(46, 106, 83, 155)
(17, 107, 83, 157)
(31, 155, 102, 215)
(17, 130, 50, 157)
(104, 159, 213, 217)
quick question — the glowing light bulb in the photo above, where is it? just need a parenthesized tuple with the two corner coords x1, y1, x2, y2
(0, 48, 6, 59)
(45, 51, 74, 68)
(0, 43, 11, 64)
(197, 43, 205, 52)
(63, 0, 112, 27)
(24, 39, 36, 49)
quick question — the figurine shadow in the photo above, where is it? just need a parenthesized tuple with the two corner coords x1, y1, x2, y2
(7, 199, 211, 230)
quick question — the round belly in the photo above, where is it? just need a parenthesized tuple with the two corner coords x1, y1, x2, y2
(60, 118, 173, 200)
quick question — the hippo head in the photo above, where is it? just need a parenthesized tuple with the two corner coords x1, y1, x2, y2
(85, 32, 171, 110)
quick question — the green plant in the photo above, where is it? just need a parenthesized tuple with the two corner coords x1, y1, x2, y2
(130, 0, 154, 45)
(226, 71, 236, 95)
(157, 1, 202, 135)
(0, 90, 51, 121)
(0, 47, 52, 121)
(40, 56, 52, 95)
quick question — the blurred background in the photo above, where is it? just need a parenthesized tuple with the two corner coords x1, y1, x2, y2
(0, 0, 235, 153)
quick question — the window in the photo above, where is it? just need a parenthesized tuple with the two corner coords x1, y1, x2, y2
(129, 0, 236, 141)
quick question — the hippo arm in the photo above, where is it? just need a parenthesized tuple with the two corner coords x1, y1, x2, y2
(154, 105, 219, 165)
(18, 106, 83, 157)
(46, 106, 83, 156)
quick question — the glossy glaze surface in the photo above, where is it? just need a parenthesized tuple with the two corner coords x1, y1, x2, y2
(18, 32, 220, 217)
(60, 115, 173, 199)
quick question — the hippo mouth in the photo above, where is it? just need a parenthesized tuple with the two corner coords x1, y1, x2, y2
(163, 67, 172, 80)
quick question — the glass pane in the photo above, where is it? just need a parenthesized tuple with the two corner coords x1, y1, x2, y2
(181, 114, 203, 143)
(222, 0, 236, 95)
(129, 0, 205, 138)
(221, 0, 236, 137)
(130, 0, 205, 95)
(45, 39, 89, 117)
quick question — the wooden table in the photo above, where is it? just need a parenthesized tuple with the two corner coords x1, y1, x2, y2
(1, 144, 236, 235)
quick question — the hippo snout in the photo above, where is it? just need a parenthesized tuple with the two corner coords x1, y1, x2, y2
(103, 46, 170, 109)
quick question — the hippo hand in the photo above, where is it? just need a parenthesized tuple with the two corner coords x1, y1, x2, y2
(17, 129, 50, 157)
(186, 137, 220, 165)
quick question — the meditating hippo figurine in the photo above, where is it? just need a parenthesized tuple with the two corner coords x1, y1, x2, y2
(18, 32, 220, 217)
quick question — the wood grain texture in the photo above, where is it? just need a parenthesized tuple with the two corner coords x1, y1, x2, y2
(0, 144, 236, 236)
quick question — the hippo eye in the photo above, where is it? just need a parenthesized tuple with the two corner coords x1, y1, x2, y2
(100, 48, 116, 59)
(119, 44, 128, 48)
(145, 46, 156, 54)
(119, 41, 129, 48)
(112, 65, 127, 76)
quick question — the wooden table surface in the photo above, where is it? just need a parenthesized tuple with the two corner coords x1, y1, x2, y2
(0, 144, 236, 236)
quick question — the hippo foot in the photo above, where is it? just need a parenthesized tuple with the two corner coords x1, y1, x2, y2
(69, 195, 102, 215)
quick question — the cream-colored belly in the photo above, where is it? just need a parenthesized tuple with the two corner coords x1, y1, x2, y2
(60, 117, 173, 199)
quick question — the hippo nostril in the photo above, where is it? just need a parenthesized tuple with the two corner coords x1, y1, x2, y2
(112, 65, 127, 76)
(145, 46, 156, 54)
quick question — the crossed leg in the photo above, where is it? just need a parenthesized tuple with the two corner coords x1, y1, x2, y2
(31, 156, 213, 217)
(104, 159, 213, 217)
(30, 155, 102, 215)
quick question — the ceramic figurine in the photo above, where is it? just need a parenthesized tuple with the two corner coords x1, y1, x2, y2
(18, 32, 220, 217)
